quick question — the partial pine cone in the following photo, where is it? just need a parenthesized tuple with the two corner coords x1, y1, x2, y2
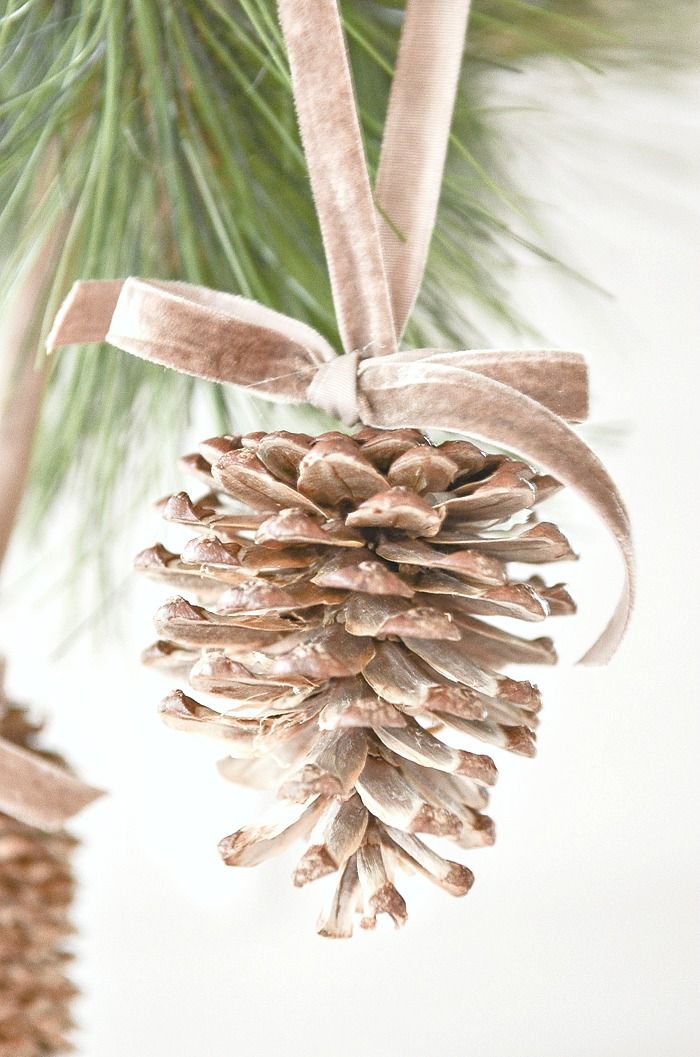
(138, 427, 576, 937)
(0, 670, 77, 1055)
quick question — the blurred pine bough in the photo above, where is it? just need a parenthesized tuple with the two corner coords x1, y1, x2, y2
(0, 0, 694, 545)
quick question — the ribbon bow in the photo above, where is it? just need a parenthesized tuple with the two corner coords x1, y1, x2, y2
(47, 0, 633, 666)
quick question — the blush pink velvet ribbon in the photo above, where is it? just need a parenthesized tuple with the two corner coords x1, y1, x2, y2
(0, 739, 101, 832)
(46, 0, 633, 666)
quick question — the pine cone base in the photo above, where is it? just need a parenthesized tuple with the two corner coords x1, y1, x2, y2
(139, 426, 576, 936)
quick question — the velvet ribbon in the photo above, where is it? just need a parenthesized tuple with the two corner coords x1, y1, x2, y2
(0, 739, 101, 832)
(46, 0, 633, 666)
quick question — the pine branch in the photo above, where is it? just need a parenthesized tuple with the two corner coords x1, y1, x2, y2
(0, 0, 694, 565)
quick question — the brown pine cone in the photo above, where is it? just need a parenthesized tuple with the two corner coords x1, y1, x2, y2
(0, 672, 77, 1055)
(138, 427, 576, 936)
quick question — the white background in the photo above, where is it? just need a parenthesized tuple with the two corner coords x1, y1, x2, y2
(2, 63, 699, 1057)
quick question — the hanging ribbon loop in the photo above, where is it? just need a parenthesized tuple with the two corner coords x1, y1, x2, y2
(377, 0, 473, 336)
(277, 0, 397, 357)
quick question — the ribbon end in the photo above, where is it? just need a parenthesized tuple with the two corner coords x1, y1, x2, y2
(38, 779, 105, 833)
(45, 281, 80, 353)
(576, 570, 634, 667)
(46, 279, 125, 353)
(0, 738, 105, 833)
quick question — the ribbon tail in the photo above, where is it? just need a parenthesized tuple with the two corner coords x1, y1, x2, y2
(0, 737, 103, 832)
(358, 360, 634, 664)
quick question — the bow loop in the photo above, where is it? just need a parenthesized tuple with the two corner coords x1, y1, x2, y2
(359, 348, 590, 423)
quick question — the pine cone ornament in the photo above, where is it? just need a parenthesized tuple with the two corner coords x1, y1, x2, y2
(138, 427, 576, 936)
(0, 671, 77, 1055)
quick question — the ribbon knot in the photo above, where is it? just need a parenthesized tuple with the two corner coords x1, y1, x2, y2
(307, 351, 361, 427)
